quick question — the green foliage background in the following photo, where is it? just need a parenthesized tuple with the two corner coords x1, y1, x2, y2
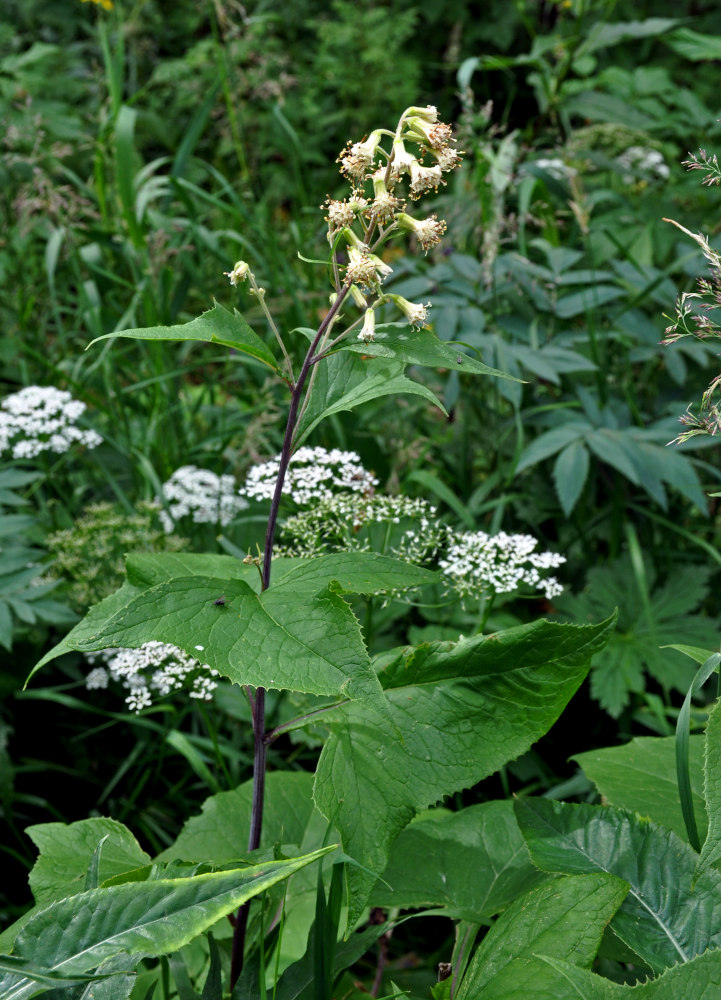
(3, 0, 721, 995)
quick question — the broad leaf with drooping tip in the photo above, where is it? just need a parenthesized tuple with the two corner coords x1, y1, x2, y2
(87, 302, 279, 372)
(293, 349, 448, 445)
(0, 847, 334, 1000)
(537, 948, 721, 998)
(514, 797, 721, 973)
(454, 873, 628, 1000)
(313, 615, 616, 927)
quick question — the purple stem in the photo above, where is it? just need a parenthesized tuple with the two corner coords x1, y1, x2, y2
(228, 285, 350, 990)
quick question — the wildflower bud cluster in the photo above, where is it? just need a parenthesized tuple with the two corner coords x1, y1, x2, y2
(241, 446, 378, 506)
(85, 642, 220, 713)
(662, 152, 721, 442)
(158, 465, 249, 532)
(438, 530, 566, 603)
(0, 386, 102, 460)
(324, 105, 462, 342)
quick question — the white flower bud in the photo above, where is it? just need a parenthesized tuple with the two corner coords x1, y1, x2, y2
(224, 260, 250, 286)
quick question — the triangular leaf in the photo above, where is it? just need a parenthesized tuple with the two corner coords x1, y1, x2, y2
(88, 302, 278, 372)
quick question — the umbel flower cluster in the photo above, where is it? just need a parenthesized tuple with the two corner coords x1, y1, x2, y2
(242, 446, 378, 506)
(226, 105, 462, 345)
(0, 386, 102, 460)
(85, 642, 220, 713)
(439, 530, 566, 602)
(158, 465, 248, 532)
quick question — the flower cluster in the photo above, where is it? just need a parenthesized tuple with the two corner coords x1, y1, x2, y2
(0, 386, 102, 460)
(280, 494, 447, 566)
(616, 146, 669, 184)
(158, 466, 248, 532)
(322, 105, 462, 339)
(85, 642, 220, 712)
(242, 446, 378, 508)
(439, 531, 565, 603)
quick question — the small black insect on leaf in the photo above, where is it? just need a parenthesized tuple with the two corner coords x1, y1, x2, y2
(213, 596, 226, 606)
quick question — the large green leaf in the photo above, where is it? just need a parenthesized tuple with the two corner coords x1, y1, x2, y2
(515, 798, 721, 972)
(538, 948, 721, 998)
(455, 873, 628, 1000)
(0, 849, 333, 1000)
(340, 323, 512, 381)
(696, 699, 721, 880)
(68, 575, 386, 712)
(294, 350, 447, 445)
(27, 819, 151, 906)
(370, 801, 547, 920)
(30, 550, 437, 713)
(314, 615, 615, 926)
(573, 736, 707, 844)
(88, 302, 278, 372)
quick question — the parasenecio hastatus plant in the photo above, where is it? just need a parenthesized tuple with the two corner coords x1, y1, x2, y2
(5, 106, 616, 1000)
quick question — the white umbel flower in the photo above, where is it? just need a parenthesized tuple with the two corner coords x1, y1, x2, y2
(440, 530, 565, 602)
(85, 641, 220, 712)
(0, 386, 102, 459)
(158, 465, 248, 532)
(242, 446, 378, 508)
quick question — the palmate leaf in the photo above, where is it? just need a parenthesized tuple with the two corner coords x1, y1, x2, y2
(87, 302, 279, 372)
(554, 556, 719, 717)
(454, 873, 628, 1000)
(514, 798, 721, 973)
(29, 552, 437, 716)
(537, 948, 721, 999)
(573, 735, 707, 844)
(313, 615, 615, 926)
(0, 849, 334, 1000)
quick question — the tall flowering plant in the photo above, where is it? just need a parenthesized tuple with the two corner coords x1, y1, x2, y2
(15, 108, 614, 997)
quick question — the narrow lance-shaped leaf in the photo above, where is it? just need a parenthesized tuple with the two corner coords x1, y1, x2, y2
(0, 848, 335, 1000)
(340, 322, 515, 381)
(314, 615, 616, 927)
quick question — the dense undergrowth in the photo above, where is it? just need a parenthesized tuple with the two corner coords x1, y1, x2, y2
(3, 1, 721, 997)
